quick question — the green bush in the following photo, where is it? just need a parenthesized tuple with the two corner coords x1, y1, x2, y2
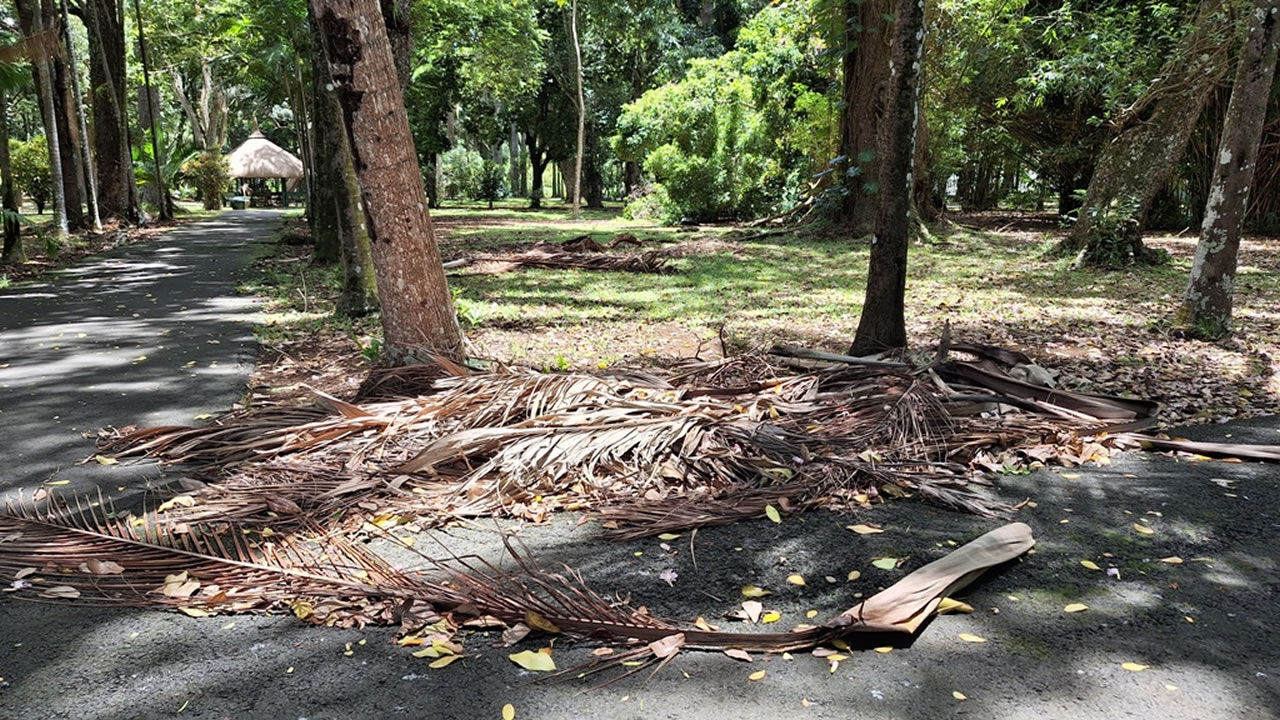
(10, 137, 51, 214)
(182, 151, 230, 210)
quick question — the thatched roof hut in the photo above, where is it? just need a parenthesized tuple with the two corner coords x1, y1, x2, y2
(226, 129, 303, 185)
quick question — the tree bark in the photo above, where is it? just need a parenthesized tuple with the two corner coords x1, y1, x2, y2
(311, 0, 462, 360)
(133, 0, 172, 220)
(1177, 0, 1280, 338)
(49, 30, 84, 230)
(839, 0, 892, 235)
(570, 0, 584, 219)
(0, 90, 24, 264)
(526, 130, 548, 209)
(60, 0, 101, 230)
(1059, 0, 1235, 266)
(83, 0, 138, 222)
(849, 0, 925, 355)
(21, 0, 69, 240)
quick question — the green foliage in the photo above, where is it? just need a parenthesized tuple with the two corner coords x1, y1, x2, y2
(183, 151, 230, 210)
(476, 161, 508, 208)
(9, 137, 51, 214)
(439, 147, 486, 199)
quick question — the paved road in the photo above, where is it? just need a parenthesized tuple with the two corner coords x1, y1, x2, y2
(0, 211, 278, 501)
(1, 212, 1278, 719)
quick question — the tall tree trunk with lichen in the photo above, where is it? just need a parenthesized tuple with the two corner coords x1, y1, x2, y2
(1176, 0, 1280, 338)
(0, 90, 24, 264)
(308, 3, 377, 317)
(1057, 0, 1236, 266)
(839, 0, 892, 235)
(849, 0, 925, 355)
(311, 0, 462, 360)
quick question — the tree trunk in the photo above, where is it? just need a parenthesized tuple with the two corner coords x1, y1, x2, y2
(556, 158, 576, 205)
(839, 0, 892, 235)
(84, 0, 138, 222)
(309, 2, 376, 316)
(1059, 0, 1235, 266)
(849, 0, 925, 355)
(570, 0, 584, 220)
(583, 123, 604, 208)
(526, 131, 547, 209)
(311, 0, 462, 360)
(379, 0, 412, 89)
(0, 90, 24, 264)
(133, 0, 172, 220)
(508, 122, 521, 197)
(60, 0, 101, 230)
(21, 0, 69, 240)
(1176, 0, 1280, 338)
(49, 37, 84, 230)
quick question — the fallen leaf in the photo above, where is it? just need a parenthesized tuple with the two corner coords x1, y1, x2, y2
(1061, 473, 1081, 479)
(648, 633, 685, 659)
(873, 646, 893, 654)
(952, 691, 967, 701)
(1080, 560, 1101, 571)
(957, 633, 987, 643)
(786, 574, 805, 586)
(724, 648, 752, 662)
(741, 585, 771, 598)
(45, 480, 70, 486)
(1064, 603, 1089, 613)
(1159, 556, 1184, 565)
(39, 585, 81, 599)
(764, 505, 781, 524)
(179, 607, 210, 617)
(156, 495, 197, 512)
(591, 648, 615, 656)
(1164, 684, 1179, 691)
(748, 670, 766, 681)
(693, 616, 718, 632)
(508, 650, 556, 672)
(14, 567, 36, 579)
(937, 597, 974, 614)
(742, 600, 764, 623)
(193, 414, 212, 420)
(524, 610, 561, 634)
(846, 524, 884, 535)
(502, 704, 516, 720)
(1122, 662, 1150, 672)
(871, 557, 899, 571)
(429, 655, 461, 669)
(501, 624, 530, 646)
(1132, 523, 1155, 535)
(657, 533, 681, 541)
(806, 609, 819, 619)
(846, 570, 861, 581)
(761, 611, 781, 624)
(160, 571, 200, 598)
(78, 559, 124, 575)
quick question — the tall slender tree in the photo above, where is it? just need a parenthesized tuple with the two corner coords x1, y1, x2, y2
(0, 89, 23, 263)
(82, 0, 139, 222)
(849, 0, 926, 355)
(1177, 0, 1280, 338)
(132, 0, 171, 220)
(22, 1, 68, 240)
(311, 0, 463, 361)
(59, 0, 100, 230)
(569, 0, 584, 219)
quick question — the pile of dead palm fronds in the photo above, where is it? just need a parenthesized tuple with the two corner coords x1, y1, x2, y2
(90, 340, 1175, 543)
(444, 234, 673, 275)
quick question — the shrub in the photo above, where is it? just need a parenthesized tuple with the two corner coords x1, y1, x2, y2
(10, 137, 51, 214)
(183, 151, 230, 210)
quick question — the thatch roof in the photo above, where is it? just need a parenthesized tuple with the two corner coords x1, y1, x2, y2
(226, 129, 303, 180)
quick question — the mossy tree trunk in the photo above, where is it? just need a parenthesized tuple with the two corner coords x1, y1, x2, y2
(1057, 0, 1236, 267)
(850, 0, 925, 355)
(312, 0, 463, 361)
(839, 0, 892, 235)
(1177, 0, 1280, 338)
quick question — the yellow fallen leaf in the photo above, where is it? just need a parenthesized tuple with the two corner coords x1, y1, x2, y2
(806, 609, 818, 619)
(871, 557, 899, 571)
(178, 607, 210, 618)
(291, 600, 313, 620)
(741, 585, 771, 598)
(285, 666, 294, 674)
(1159, 556, 1184, 565)
(1064, 603, 1088, 613)
(508, 650, 556, 672)
(1132, 523, 1154, 535)
(94, 456, 118, 465)
(1061, 473, 1081, 479)
(45, 480, 70, 486)
(957, 633, 987, 643)
(952, 691, 967, 701)
(657, 533, 681, 541)
(429, 655, 461, 669)
(524, 609, 561, 634)
(846, 524, 884, 535)
(748, 670, 766, 681)
(761, 611, 781, 624)
(874, 646, 893, 654)
(156, 495, 197, 512)
(764, 505, 781, 524)
(786, 574, 805, 586)
(193, 413, 212, 420)
(221, 622, 235, 630)
(693, 616, 717, 632)
(1080, 560, 1101, 571)
(847, 570, 861, 581)
(937, 597, 974, 614)
(412, 646, 441, 659)
(502, 704, 516, 720)
(1122, 662, 1150, 672)
(1164, 684, 1179, 691)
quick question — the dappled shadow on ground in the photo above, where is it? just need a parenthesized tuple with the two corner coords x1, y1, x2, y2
(3, 418, 1278, 719)
(0, 211, 280, 502)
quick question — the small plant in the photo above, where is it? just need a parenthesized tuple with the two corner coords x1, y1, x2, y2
(452, 286, 480, 328)
(183, 151, 230, 210)
(352, 334, 383, 364)
(0, 274, 10, 289)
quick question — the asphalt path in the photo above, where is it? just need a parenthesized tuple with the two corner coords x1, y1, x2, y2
(1, 211, 1277, 719)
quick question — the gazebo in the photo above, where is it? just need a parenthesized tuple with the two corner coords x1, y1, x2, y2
(225, 128, 304, 207)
